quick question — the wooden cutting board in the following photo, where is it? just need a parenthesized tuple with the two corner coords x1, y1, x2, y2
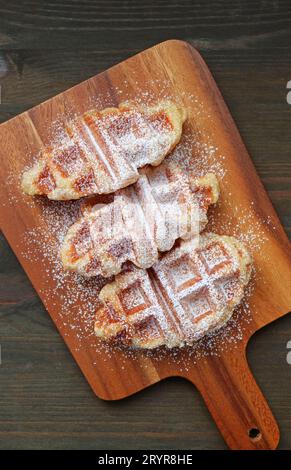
(0, 40, 291, 450)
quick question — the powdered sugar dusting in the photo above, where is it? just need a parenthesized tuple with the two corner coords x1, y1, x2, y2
(60, 160, 217, 278)
(3, 81, 276, 372)
(94, 231, 253, 359)
(22, 99, 185, 200)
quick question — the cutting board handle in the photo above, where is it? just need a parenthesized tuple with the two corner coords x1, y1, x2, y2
(184, 344, 280, 449)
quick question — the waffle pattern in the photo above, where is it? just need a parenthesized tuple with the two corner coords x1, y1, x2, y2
(94, 233, 252, 349)
(60, 162, 219, 278)
(22, 101, 186, 200)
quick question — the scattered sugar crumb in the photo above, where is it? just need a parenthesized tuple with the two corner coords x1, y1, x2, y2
(2, 81, 276, 371)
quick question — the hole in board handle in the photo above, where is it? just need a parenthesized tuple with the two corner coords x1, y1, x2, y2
(248, 428, 262, 442)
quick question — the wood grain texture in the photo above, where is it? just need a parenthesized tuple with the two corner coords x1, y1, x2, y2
(0, 38, 291, 450)
(0, 0, 291, 451)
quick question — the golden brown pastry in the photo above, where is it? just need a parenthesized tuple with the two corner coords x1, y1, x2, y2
(22, 101, 186, 200)
(60, 162, 219, 278)
(94, 233, 252, 349)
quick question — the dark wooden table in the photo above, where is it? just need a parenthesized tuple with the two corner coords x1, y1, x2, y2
(0, 0, 291, 450)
